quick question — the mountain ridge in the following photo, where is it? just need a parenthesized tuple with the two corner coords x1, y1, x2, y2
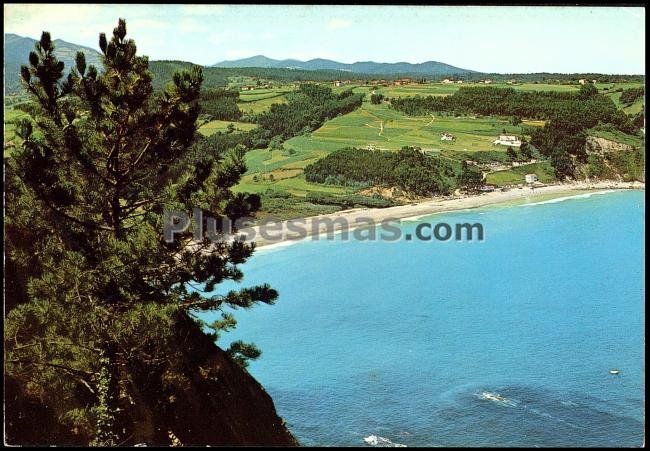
(212, 54, 476, 75)
(5, 33, 104, 94)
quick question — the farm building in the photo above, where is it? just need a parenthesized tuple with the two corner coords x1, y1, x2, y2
(441, 79, 454, 84)
(525, 174, 539, 184)
(578, 79, 587, 85)
(394, 78, 414, 86)
(456, 80, 464, 84)
(441, 132, 455, 141)
(493, 135, 522, 147)
(334, 81, 342, 87)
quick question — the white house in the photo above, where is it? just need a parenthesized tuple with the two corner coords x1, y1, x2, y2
(578, 79, 587, 85)
(441, 79, 453, 84)
(493, 135, 522, 147)
(441, 132, 455, 141)
(525, 173, 539, 184)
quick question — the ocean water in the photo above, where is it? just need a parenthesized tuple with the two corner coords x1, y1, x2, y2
(201, 190, 645, 447)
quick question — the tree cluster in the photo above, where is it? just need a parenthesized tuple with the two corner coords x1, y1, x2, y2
(305, 147, 456, 196)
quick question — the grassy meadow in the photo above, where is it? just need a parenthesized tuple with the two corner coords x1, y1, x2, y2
(486, 161, 557, 186)
(198, 119, 257, 136)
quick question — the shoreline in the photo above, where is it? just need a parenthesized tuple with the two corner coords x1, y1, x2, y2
(250, 181, 645, 249)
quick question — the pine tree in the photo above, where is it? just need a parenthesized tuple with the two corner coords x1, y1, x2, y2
(6, 19, 276, 445)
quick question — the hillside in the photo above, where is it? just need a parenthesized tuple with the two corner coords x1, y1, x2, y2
(5, 34, 104, 94)
(212, 54, 476, 75)
(149, 61, 378, 90)
(6, 311, 298, 446)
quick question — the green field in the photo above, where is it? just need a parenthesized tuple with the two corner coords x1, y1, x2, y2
(285, 101, 528, 154)
(606, 91, 644, 115)
(336, 81, 645, 102)
(237, 85, 296, 114)
(198, 120, 257, 136)
(599, 83, 645, 115)
(486, 161, 557, 186)
(331, 81, 628, 100)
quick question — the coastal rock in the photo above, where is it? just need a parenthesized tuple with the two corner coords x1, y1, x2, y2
(585, 136, 634, 155)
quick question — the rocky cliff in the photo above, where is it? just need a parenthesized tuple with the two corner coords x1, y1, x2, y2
(585, 136, 635, 155)
(5, 315, 298, 447)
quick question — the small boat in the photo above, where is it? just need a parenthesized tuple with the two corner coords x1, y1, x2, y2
(609, 369, 621, 375)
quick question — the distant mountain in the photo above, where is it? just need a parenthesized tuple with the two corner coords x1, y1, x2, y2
(5, 33, 103, 94)
(212, 55, 476, 76)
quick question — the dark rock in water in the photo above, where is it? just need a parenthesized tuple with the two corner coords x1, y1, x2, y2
(5, 314, 298, 446)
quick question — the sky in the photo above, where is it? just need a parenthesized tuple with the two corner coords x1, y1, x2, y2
(4, 4, 646, 74)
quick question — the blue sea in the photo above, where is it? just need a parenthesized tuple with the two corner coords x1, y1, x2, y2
(202, 190, 645, 447)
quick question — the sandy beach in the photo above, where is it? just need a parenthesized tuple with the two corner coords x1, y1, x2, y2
(248, 181, 645, 249)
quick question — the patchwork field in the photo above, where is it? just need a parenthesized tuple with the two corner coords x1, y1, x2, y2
(237, 85, 295, 114)
(230, 80, 645, 116)
(285, 102, 528, 154)
(4, 81, 642, 200)
(233, 81, 643, 203)
(236, 81, 644, 115)
(235, 99, 536, 197)
(332, 81, 645, 100)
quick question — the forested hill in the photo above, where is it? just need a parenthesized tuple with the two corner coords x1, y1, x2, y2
(212, 55, 476, 75)
(148, 61, 379, 90)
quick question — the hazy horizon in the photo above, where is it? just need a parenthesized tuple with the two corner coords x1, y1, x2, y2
(4, 5, 646, 74)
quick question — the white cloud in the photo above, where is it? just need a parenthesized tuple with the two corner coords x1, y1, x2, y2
(327, 18, 352, 30)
